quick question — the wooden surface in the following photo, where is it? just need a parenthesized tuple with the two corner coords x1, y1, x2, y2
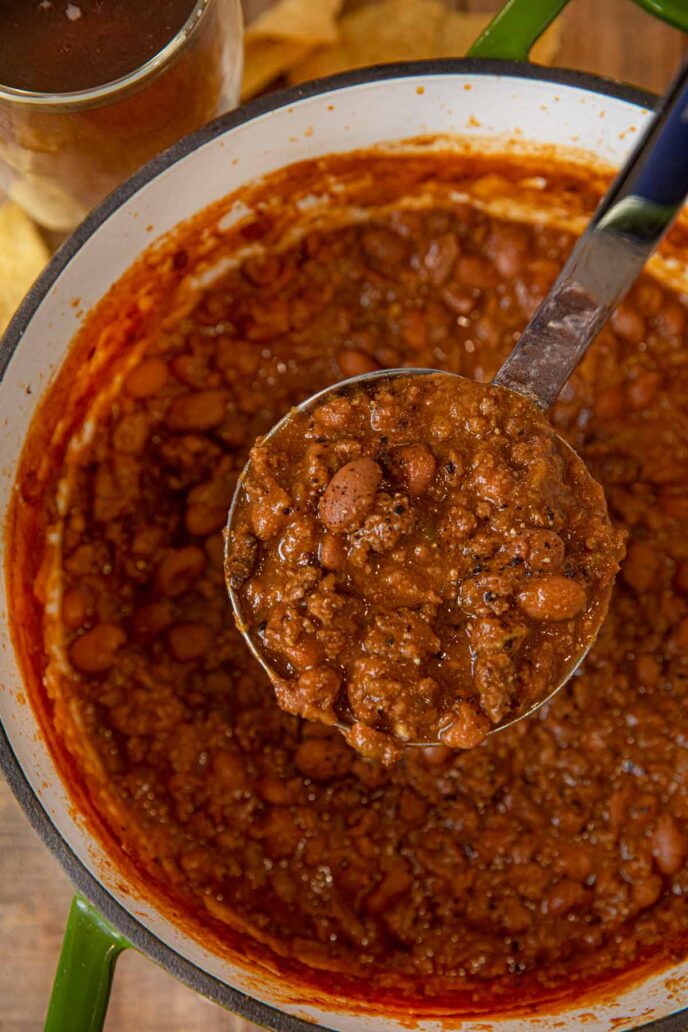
(2, 2, 688, 1030)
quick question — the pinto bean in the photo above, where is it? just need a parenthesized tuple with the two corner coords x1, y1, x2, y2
(133, 599, 174, 639)
(212, 749, 247, 789)
(636, 281, 664, 316)
(166, 389, 228, 431)
(62, 588, 88, 629)
(488, 223, 529, 279)
(360, 226, 409, 269)
(626, 371, 661, 410)
(421, 744, 454, 768)
(611, 303, 646, 344)
(632, 874, 663, 911)
(131, 525, 165, 559)
(70, 623, 126, 674)
(392, 444, 437, 496)
(245, 298, 290, 341)
(376, 346, 402, 368)
(400, 308, 427, 351)
(185, 503, 228, 536)
(635, 653, 662, 688)
(171, 352, 212, 389)
(442, 284, 477, 315)
(656, 299, 686, 338)
(167, 622, 213, 662)
(154, 546, 205, 597)
(423, 232, 459, 285)
(319, 533, 347, 570)
(124, 357, 168, 399)
(622, 539, 661, 594)
(337, 349, 380, 378)
(518, 576, 587, 621)
(294, 734, 353, 781)
(652, 814, 687, 876)
(319, 458, 381, 533)
(456, 254, 498, 290)
(113, 412, 149, 455)
(257, 775, 301, 806)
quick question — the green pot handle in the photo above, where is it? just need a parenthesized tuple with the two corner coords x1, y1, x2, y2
(468, 0, 572, 61)
(633, 0, 688, 32)
(468, 0, 688, 63)
(44, 896, 129, 1032)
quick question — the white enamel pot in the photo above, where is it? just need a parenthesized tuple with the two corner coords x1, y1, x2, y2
(2, 4, 688, 1030)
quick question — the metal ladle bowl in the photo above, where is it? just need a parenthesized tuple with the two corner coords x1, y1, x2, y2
(225, 367, 612, 746)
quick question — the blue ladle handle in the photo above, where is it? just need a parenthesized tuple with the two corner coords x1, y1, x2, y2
(631, 69, 688, 211)
(494, 58, 688, 408)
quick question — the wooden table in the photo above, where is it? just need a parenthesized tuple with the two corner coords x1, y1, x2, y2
(2, 2, 687, 1029)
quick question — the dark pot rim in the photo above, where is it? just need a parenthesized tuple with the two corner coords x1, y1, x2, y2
(2, 57, 684, 1032)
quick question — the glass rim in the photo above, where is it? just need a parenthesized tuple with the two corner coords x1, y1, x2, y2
(0, 0, 212, 108)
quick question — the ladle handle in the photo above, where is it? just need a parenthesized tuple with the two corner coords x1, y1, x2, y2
(493, 57, 688, 410)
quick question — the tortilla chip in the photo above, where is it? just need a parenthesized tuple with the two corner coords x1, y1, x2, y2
(288, 0, 560, 85)
(243, 0, 345, 100)
(288, 0, 447, 83)
(247, 0, 344, 45)
(0, 202, 48, 335)
(243, 38, 314, 100)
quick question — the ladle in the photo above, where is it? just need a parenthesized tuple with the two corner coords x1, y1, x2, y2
(226, 57, 688, 746)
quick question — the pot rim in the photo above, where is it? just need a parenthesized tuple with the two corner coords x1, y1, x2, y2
(2, 57, 684, 1032)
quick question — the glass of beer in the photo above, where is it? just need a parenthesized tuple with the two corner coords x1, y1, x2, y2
(0, 0, 243, 232)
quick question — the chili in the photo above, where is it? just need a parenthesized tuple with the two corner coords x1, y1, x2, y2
(9, 152, 688, 1009)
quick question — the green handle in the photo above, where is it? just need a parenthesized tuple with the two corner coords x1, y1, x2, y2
(633, 0, 688, 32)
(468, 0, 687, 63)
(44, 896, 129, 1032)
(468, 0, 571, 62)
